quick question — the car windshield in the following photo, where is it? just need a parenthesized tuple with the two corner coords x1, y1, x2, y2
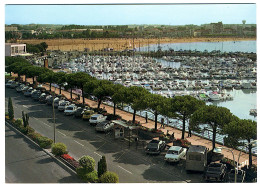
(167, 150, 179, 155)
(96, 123, 105, 127)
(147, 143, 158, 148)
(208, 167, 221, 172)
(66, 107, 73, 110)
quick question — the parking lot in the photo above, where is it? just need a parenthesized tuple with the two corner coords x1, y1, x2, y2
(5, 84, 206, 183)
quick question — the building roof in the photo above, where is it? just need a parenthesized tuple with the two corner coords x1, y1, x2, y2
(187, 145, 207, 154)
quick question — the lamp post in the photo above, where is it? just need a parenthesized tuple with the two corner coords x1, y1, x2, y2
(214, 147, 236, 182)
(237, 140, 257, 169)
(214, 140, 257, 183)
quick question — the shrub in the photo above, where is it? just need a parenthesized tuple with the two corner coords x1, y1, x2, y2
(99, 171, 119, 183)
(98, 156, 107, 178)
(14, 118, 23, 128)
(61, 154, 80, 169)
(37, 136, 53, 148)
(76, 168, 98, 183)
(79, 155, 95, 173)
(8, 97, 14, 121)
(84, 171, 98, 183)
(51, 143, 67, 156)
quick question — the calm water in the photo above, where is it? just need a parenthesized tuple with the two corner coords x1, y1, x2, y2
(138, 40, 256, 53)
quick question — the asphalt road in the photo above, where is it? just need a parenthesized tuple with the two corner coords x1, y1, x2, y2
(5, 122, 82, 183)
(5, 87, 204, 183)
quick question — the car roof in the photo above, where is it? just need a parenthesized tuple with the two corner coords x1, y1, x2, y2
(169, 146, 182, 151)
(150, 139, 160, 143)
(92, 114, 102, 117)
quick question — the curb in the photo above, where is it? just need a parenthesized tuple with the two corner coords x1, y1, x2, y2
(5, 121, 77, 176)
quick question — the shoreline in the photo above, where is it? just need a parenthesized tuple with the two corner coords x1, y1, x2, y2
(18, 37, 256, 52)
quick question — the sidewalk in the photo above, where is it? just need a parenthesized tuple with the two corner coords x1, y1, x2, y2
(18, 75, 257, 166)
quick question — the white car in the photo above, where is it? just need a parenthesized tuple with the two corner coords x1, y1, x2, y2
(58, 100, 71, 111)
(64, 104, 77, 115)
(164, 146, 187, 162)
(89, 114, 107, 125)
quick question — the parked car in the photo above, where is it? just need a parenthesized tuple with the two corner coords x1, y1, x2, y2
(95, 120, 114, 132)
(164, 146, 187, 163)
(21, 86, 29, 93)
(145, 139, 166, 155)
(5, 80, 14, 88)
(64, 104, 77, 115)
(58, 100, 71, 111)
(74, 107, 86, 118)
(89, 114, 107, 125)
(16, 84, 25, 92)
(53, 97, 60, 108)
(10, 81, 19, 88)
(227, 169, 245, 183)
(204, 162, 227, 182)
(31, 90, 42, 100)
(46, 95, 54, 105)
(82, 110, 96, 120)
(39, 93, 48, 103)
(24, 87, 35, 97)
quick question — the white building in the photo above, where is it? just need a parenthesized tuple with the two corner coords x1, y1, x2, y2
(5, 43, 27, 56)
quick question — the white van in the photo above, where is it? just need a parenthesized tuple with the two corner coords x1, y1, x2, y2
(89, 114, 107, 125)
(186, 145, 207, 172)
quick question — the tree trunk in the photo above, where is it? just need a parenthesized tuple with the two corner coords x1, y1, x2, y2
(212, 125, 217, 150)
(98, 99, 102, 109)
(154, 111, 158, 130)
(32, 77, 35, 85)
(81, 87, 85, 105)
(113, 103, 116, 116)
(133, 109, 136, 123)
(70, 88, 72, 99)
(248, 139, 253, 168)
(181, 115, 186, 139)
(59, 85, 62, 94)
(49, 83, 52, 91)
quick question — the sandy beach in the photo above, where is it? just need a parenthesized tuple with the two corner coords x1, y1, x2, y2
(18, 37, 256, 52)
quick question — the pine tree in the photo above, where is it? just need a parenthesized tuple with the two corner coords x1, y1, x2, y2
(8, 97, 14, 121)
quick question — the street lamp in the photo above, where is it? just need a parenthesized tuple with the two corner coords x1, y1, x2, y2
(213, 146, 236, 182)
(237, 140, 257, 170)
(214, 140, 257, 183)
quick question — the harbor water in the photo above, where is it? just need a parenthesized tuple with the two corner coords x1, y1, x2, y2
(138, 40, 256, 53)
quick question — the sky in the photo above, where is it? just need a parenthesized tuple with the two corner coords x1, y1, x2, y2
(4, 3, 256, 26)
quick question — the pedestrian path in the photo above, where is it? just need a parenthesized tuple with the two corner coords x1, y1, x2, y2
(17, 75, 257, 166)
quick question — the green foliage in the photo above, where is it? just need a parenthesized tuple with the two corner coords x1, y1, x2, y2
(28, 132, 53, 148)
(79, 155, 96, 173)
(8, 97, 14, 121)
(51, 143, 67, 156)
(76, 168, 98, 183)
(190, 105, 235, 149)
(99, 171, 119, 183)
(22, 111, 29, 128)
(14, 118, 23, 128)
(98, 156, 107, 178)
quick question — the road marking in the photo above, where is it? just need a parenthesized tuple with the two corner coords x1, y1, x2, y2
(58, 131, 66, 136)
(32, 117, 39, 121)
(94, 152, 102, 157)
(74, 140, 84, 146)
(118, 165, 132, 174)
(43, 122, 51, 128)
(22, 105, 28, 108)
